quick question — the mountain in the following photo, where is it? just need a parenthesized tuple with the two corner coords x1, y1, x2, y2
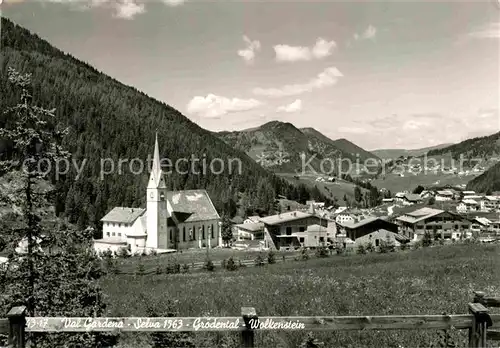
(427, 132, 500, 160)
(0, 17, 334, 229)
(371, 144, 454, 160)
(300, 128, 380, 163)
(217, 122, 381, 175)
(466, 162, 500, 194)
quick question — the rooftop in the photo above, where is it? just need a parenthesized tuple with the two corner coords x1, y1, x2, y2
(259, 211, 313, 225)
(166, 189, 220, 222)
(338, 216, 379, 229)
(100, 207, 146, 224)
(234, 222, 264, 232)
(306, 224, 328, 232)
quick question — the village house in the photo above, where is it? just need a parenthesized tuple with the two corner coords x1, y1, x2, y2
(94, 134, 221, 255)
(420, 190, 434, 199)
(402, 193, 423, 206)
(293, 224, 332, 248)
(395, 207, 472, 241)
(456, 199, 480, 213)
(336, 216, 405, 248)
(470, 217, 492, 232)
(353, 229, 409, 249)
(234, 222, 265, 241)
(435, 190, 454, 201)
(244, 215, 261, 224)
(480, 196, 500, 212)
(334, 208, 363, 224)
(261, 210, 328, 250)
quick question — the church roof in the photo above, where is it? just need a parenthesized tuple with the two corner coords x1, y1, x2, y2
(100, 207, 145, 224)
(166, 190, 220, 222)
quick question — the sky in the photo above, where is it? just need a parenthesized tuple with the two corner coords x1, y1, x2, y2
(1, 0, 499, 150)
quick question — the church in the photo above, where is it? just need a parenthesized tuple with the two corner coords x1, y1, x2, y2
(93, 134, 222, 255)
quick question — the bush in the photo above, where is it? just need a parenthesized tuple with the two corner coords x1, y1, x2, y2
(379, 237, 395, 253)
(255, 254, 265, 267)
(204, 259, 215, 272)
(357, 244, 366, 254)
(366, 243, 375, 253)
(226, 257, 238, 271)
(267, 251, 276, 264)
(166, 263, 181, 274)
(117, 247, 130, 258)
(422, 232, 432, 247)
(299, 332, 325, 348)
(136, 262, 145, 276)
(315, 246, 329, 258)
(400, 243, 408, 251)
(155, 263, 163, 275)
(301, 248, 309, 261)
(182, 264, 190, 273)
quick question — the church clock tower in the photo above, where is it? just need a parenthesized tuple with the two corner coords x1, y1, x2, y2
(146, 133, 168, 250)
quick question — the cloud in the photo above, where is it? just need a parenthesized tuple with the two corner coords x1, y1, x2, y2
(274, 37, 337, 62)
(468, 22, 500, 39)
(113, 0, 145, 19)
(44, 0, 186, 19)
(161, 0, 186, 6)
(252, 66, 343, 97)
(186, 94, 263, 118)
(354, 25, 377, 41)
(237, 36, 261, 64)
(276, 99, 302, 113)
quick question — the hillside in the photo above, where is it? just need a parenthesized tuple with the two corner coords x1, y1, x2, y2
(371, 143, 453, 160)
(466, 162, 500, 194)
(427, 132, 500, 161)
(0, 17, 333, 230)
(217, 123, 380, 175)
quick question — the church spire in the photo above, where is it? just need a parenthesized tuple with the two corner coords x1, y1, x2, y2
(148, 132, 165, 189)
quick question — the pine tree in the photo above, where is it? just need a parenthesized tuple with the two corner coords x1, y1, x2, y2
(0, 68, 111, 348)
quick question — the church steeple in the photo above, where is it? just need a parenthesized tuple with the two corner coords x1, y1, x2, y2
(148, 132, 166, 189)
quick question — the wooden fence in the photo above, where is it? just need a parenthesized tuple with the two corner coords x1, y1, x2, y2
(0, 291, 498, 348)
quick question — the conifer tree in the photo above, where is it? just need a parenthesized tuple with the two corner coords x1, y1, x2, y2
(0, 67, 113, 347)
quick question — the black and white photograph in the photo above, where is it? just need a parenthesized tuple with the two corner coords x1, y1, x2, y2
(0, 0, 499, 347)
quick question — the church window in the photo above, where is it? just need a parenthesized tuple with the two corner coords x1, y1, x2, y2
(202, 226, 205, 240)
(106, 232, 110, 237)
(183, 227, 186, 242)
(118, 223, 121, 228)
(160, 192, 165, 201)
(118, 233, 121, 237)
(169, 229, 172, 241)
(189, 228, 193, 241)
(112, 232, 115, 237)
(193, 228, 196, 240)
(209, 225, 213, 238)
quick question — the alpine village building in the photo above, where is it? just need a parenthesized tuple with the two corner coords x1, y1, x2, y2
(94, 134, 222, 255)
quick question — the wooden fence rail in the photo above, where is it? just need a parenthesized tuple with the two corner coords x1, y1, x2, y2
(1, 291, 498, 348)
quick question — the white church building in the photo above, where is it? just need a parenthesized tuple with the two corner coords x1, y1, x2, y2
(94, 134, 222, 255)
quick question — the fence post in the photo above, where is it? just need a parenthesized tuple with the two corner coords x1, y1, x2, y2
(468, 302, 490, 348)
(7, 306, 26, 348)
(241, 307, 258, 348)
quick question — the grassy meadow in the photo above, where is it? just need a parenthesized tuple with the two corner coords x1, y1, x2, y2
(102, 243, 500, 348)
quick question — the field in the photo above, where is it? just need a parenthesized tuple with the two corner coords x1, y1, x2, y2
(278, 172, 367, 202)
(102, 243, 500, 348)
(371, 172, 478, 194)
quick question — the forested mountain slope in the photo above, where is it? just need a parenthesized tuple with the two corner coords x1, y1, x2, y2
(0, 17, 331, 231)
